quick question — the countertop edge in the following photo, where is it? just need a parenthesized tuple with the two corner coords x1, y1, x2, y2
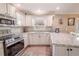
(52, 43, 79, 48)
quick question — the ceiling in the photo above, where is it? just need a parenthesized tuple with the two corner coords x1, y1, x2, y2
(14, 3, 79, 15)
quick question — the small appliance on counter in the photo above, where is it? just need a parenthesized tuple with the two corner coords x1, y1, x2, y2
(55, 28, 60, 33)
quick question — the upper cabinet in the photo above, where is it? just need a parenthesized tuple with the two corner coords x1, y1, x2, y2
(7, 4, 16, 18)
(0, 3, 7, 15)
(25, 15, 53, 26)
(75, 18, 79, 32)
(16, 10, 26, 26)
(0, 3, 26, 26)
(25, 15, 32, 26)
(0, 3, 16, 19)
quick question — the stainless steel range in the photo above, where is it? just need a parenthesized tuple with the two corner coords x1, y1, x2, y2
(1, 34, 24, 56)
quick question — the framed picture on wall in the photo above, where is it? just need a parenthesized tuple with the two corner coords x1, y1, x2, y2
(59, 18, 63, 24)
(68, 17, 75, 26)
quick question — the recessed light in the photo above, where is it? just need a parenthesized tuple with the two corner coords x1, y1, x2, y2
(56, 6, 60, 10)
(32, 9, 46, 15)
(76, 37, 79, 41)
(16, 4, 21, 7)
(36, 9, 41, 13)
(52, 15, 55, 17)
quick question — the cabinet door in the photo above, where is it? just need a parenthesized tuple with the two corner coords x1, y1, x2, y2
(28, 33, 39, 45)
(29, 33, 50, 45)
(69, 47, 79, 56)
(16, 11, 26, 26)
(40, 33, 50, 45)
(52, 45, 68, 56)
(75, 18, 79, 32)
(0, 42, 4, 56)
(7, 4, 16, 18)
(25, 15, 32, 26)
(23, 33, 29, 47)
(16, 11, 22, 26)
(0, 3, 7, 14)
(21, 13, 26, 26)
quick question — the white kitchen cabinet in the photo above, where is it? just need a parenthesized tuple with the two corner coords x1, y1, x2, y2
(25, 15, 32, 26)
(21, 13, 26, 26)
(16, 11, 22, 26)
(23, 33, 29, 48)
(25, 15, 53, 26)
(0, 3, 7, 14)
(52, 45, 79, 56)
(16, 11, 26, 26)
(0, 42, 4, 56)
(53, 45, 68, 56)
(28, 32, 50, 45)
(39, 33, 50, 45)
(75, 18, 79, 32)
(28, 33, 40, 45)
(69, 47, 79, 56)
(7, 4, 16, 18)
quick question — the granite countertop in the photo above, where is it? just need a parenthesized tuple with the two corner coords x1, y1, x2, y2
(52, 43, 79, 48)
(50, 32, 79, 48)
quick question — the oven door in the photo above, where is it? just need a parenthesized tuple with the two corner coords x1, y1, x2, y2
(5, 40, 24, 56)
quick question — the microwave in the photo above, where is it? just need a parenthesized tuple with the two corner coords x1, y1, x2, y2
(0, 18, 15, 25)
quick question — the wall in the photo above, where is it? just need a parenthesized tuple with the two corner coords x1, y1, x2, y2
(25, 14, 79, 32)
(11, 27, 22, 34)
(53, 14, 79, 32)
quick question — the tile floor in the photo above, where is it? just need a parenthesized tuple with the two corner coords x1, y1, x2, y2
(22, 45, 52, 56)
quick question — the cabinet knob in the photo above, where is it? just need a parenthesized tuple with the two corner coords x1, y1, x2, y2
(70, 48, 72, 51)
(67, 49, 69, 51)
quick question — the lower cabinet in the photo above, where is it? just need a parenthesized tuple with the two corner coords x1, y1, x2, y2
(53, 45, 68, 56)
(28, 32, 50, 45)
(0, 42, 4, 56)
(69, 47, 79, 56)
(52, 45, 79, 56)
(23, 33, 29, 48)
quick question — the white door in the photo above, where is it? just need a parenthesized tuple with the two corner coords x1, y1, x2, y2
(69, 47, 79, 56)
(53, 45, 68, 56)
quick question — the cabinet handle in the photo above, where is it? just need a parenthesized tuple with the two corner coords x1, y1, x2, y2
(70, 48, 72, 51)
(67, 49, 69, 51)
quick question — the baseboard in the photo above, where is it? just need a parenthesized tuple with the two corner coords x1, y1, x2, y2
(27, 44, 50, 47)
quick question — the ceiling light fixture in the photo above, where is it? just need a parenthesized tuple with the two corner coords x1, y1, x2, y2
(56, 6, 60, 10)
(33, 9, 46, 15)
(16, 4, 21, 7)
(76, 37, 79, 41)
